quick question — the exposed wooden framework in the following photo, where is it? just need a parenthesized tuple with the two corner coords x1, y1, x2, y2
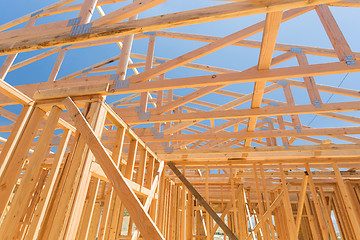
(0, 0, 360, 239)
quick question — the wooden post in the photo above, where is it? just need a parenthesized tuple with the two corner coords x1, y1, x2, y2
(0, 105, 34, 176)
(187, 192, 194, 240)
(229, 164, 239, 238)
(76, 177, 100, 239)
(98, 127, 126, 240)
(25, 129, 72, 240)
(278, 163, 297, 240)
(140, 34, 156, 113)
(0, 106, 45, 217)
(64, 101, 107, 240)
(332, 163, 360, 239)
(0, 106, 61, 239)
(305, 163, 330, 240)
(295, 172, 309, 236)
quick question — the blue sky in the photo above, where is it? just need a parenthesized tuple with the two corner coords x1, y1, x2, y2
(0, 0, 359, 145)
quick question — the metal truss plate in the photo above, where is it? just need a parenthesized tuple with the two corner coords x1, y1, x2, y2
(113, 79, 129, 89)
(70, 23, 92, 37)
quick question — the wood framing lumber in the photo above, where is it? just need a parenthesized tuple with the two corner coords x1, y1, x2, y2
(0, 0, 339, 55)
(150, 54, 286, 116)
(131, 161, 165, 240)
(118, 100, 360, 124)
(167, 161, 238, 240)
(279, 164, 297, 239)
(273, 78, 360, 98)
(92, 0, 168, 26)
(33, 83, 111, 100)
(254, 164, 274, 239)
(128, 7, 309, 84)
(103, 103, 158, 159)
(6, 29, 360, 76)
(0, 80, 33, 105)
(63, 97, 106, 239)
(305, 163, 331, 239)
(116, 59, 360, 94)
(48, 49, 66, 82)
(25, 129, 72, 240)
(159, 152, 360, 163)
(0, 0, 77, 32)
(316, 4, 354, 61)
(78, 0, 99, 25)
(141, 125, 360, 142)
(0, 0, 126, 32)
(63, 97, 164, 240)
(4, 54, 283, 107)
(0, 107, 45, 216)
(9, 48, 61, 72)
(0, 105, 33, 176)
(143, 161, 164, 210)
(155, 30, 360, 59)
(163, 159, 360, 168)
(2, 57, 360, 108)
(157, 143, 360, 157)
(38, 0, 128, 18)
(209, 203, 231, 236)
(247, 10, 283, 145)
(114, 17, 137, 81)
(328, 0, 360, 7)
(0, 106, 62, 239)
(332, 163, 360, 238)
(139, 34, 156, 112)
(2, 0, 360, 238)
(90, 162, 156, 197)
(245, 188, 286, 240)
(45, 103, 103, 240)
(0, 53, 18, 80)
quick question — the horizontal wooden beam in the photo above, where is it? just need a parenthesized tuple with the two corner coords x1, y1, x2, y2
(2, 59, 359, 107)
(155, 30, 360, 59)
(328, 0, 360, 7)
(33, 83, 111, 100)
(117, 60, 360, 94)
(158, 144, 360, 156)
(118, 101, 360, 124)
(0, 0, 338, 55)
(141, 125, 360, 142)
(164, 157, 360, 167)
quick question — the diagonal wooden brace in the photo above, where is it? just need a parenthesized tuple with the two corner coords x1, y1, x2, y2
(63, 97, 164, 240)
